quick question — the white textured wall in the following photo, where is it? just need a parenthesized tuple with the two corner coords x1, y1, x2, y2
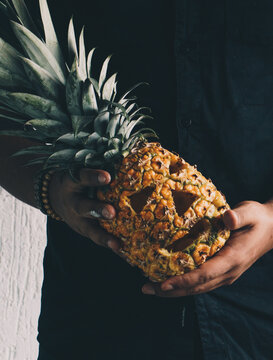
(0, 187, 46, 360)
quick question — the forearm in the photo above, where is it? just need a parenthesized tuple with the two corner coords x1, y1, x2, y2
(0, 136, 42, 208)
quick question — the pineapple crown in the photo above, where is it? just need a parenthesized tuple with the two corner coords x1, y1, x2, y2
(0, 0, 157, 175)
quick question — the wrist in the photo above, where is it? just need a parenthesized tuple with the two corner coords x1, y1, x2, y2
(34, 169, 63, 221)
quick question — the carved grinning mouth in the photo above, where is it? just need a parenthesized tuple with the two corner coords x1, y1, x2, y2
(167, 219, 210, 252)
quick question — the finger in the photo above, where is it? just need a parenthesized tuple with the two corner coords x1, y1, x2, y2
(223, 202, 261, 230)
(142, 207, 267, 298)
(142, 275, 236, 298)
(163, 244, 235, 290)
(142, 257, 239, 297)
(142, 239, 238, 296)
(78, 217, 121, 251)
(78, 168, 111, 187)
(143, 225, 261, 297)
(70, 193, 116, 220)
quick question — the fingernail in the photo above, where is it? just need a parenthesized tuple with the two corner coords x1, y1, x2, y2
(161, 283, 174, 291)
(223, 210, 238, 230)
(102, 208, 113, 219)
(89, 210, 101, 218)
(142, 285, 155, 295)
(107, 239, 116, 250)
(98, 174, 107, 184)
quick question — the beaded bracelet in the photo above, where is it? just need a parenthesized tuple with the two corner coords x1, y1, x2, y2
(34, 170, 63, 221)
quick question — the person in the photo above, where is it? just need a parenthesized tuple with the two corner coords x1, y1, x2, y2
(0, 0, 273, 359)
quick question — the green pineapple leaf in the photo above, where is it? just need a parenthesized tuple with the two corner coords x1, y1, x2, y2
(0, 90, 69, 122)
(0, 104, 22, 116)
(11, 21, 66, 84)
(25, 119, 69, 137)
(24, 157, 48, 167)
(78, 27, 87, 79)
(103, 148, 119, 161)
(96, 136, 108, 155)
(98, 55, 112, 92)
(84, 132, 100, 148)
(71, 115, 93, 135)
(121, 135, 139, 152)
(87, 47, 96, 78)
(108, 137, 121, 149)
(74, 149, 92, 162)
(12, 145, 54, 157)
(66, 57, 83, 115)
(20, 57, 63, 100)
(67, 17, 78, 63)
(39, 0, 66, 75)
(121, 129, 157, 153)
(56, 132, 88, 146)
(102, 73, 117, 101)
(119, 82, 148, 102)
(119, 115, 153, 139)
(0, 67, 32, 90)
(0, 38, 26, 77)
(0, 104, 15, 111)
(93, 109, 109, 136)
(47, 149, 78, 164)
(129, 106, 152, 120)
(84, 151, 97, 165)
(10, 0, 41, 37)
(0, 2, 7, 13)
(123, 118, 145, 140)
(0, 129, 45, 141)
(127, 128, 158, 141)
(82, 79, 98, 115)
(118, 102, 136, 126)
(106, 113, 122, 139)
(89, 77, 100, 95)
(0, 1, 17, 20)
(0, 0, 158, 177)
(0, 111, 26, 124)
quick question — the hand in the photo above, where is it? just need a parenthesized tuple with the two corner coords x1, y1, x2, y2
(48, 168, 121, 254)
(142, 200, 273, 297)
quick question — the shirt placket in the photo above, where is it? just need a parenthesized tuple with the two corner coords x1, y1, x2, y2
(175, 2, 232, 358)
(175, 0, 202, 159)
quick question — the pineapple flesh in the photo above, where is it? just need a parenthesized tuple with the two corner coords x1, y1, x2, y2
(0, 0, 230, 282)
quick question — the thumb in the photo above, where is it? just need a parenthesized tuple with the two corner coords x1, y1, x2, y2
(223, 202, 259, 230)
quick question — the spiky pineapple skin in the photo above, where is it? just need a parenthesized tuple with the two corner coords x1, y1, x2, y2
(98, 142, 230, 282)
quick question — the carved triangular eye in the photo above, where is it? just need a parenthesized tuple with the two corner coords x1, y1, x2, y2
(130, 186, 154, 213)
(172, 190, 198, 216)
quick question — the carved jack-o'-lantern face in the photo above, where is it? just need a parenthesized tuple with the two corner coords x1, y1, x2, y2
(98, 143, 230, 282)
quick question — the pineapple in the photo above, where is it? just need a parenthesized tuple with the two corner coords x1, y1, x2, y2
(98, 142, 230, 281)
(0, 0, 230, 282)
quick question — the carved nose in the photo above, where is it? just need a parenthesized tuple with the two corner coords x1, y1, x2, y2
(172, 190, 198, 216)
